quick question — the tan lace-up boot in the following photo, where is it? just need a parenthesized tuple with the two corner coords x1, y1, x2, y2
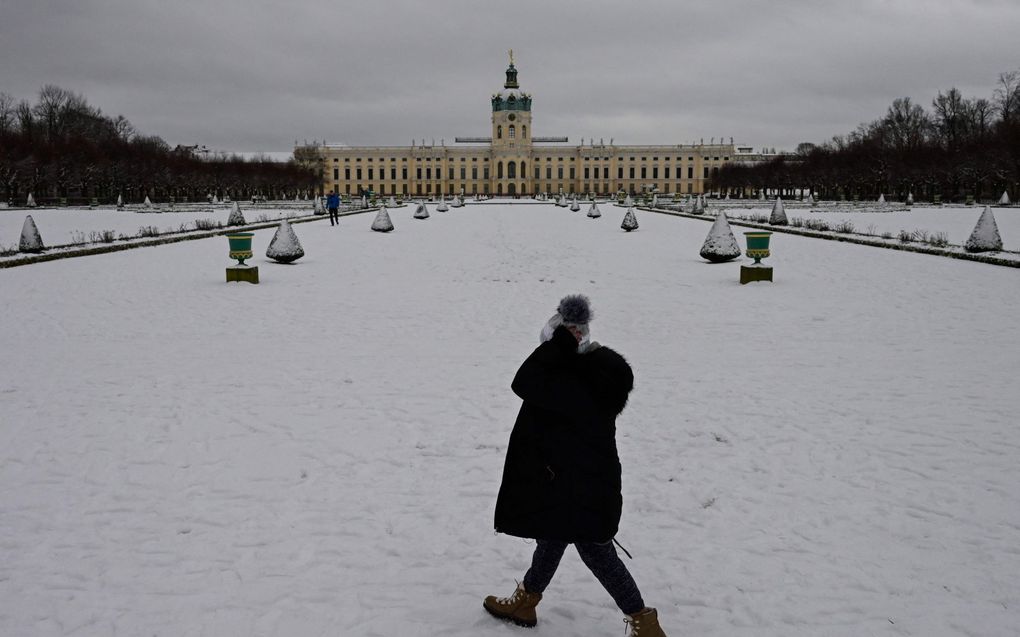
(624, 607, 667, 636)
(483, 581, 542, 628)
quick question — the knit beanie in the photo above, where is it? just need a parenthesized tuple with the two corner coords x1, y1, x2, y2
(540, 294, 593, 349)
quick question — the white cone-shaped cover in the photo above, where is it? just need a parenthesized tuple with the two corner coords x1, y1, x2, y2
(227, 201, 246, 226)
(621, 207, 638, 231)
(372, 205, 394, 232)
(999, 190, 1011, 205)
(143, 196, 153, 208)
(693, 196, 705, 214)
(314, 196, 325, 214)
(700, 212, 742, 262)
(266, 219, 305, 263)
(652, 194, 659, 207)
(770, 197, 788, 225)
(624, 195, 634, 207)
(388, 196, 397, 207)
(806, 193, 815, 204)
(587, 201, 602, 218)
(964, 206, 1003, 252)
(413, 202, 429, 219)
(759, 191, 766, 201)
(906, 192, 914, 205)
(27, 193, 37, 207)
(877, 193, 886, 204)
(436, 196, 449, 212)
(570, 198, 581, 212)
(117, 194, 124, 208)
(19, 215, 44, 252)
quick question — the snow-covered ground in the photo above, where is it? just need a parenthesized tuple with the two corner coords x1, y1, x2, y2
(720, 204, 1020, 251)
(0, 205, 316, 250)
(1, 202, 1018, 636)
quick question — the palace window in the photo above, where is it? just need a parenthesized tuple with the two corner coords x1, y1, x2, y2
(497, 126, 502, 139)
(357, 168, 362, 180)
(509, 125, 515, 139)
(333, 168, 339, 180)
(688, 167, 694, 179)
(522, 125, 527, 138)
(497, 162, 504, 179)
(508, 162, 516, 179)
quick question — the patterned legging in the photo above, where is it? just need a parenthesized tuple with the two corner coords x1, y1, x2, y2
(522, 539, 645, 615)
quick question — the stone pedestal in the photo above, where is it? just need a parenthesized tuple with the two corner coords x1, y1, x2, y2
(226, 265, 259, 284)
(740, 264, 773, 284)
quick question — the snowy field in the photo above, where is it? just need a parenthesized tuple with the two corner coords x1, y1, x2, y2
(5, 202, 1018, 254)
(0, 204, 315, 250)
(1, 202, 1019, 636)
(716, 203, 1020, 251)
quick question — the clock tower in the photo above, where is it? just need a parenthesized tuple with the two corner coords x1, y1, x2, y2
(490, 51, 532, 194)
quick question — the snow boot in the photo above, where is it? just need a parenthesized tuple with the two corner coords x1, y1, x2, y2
(483, 581, 542, 628)
(624, 607, 667, 636)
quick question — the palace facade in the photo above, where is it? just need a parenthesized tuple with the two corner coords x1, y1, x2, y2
(295, 60, 741, 198)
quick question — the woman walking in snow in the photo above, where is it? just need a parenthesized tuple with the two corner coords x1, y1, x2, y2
(485, 294, 667, 636)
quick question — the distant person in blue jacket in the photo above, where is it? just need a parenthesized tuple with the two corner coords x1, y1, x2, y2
(327, 191, 340, 226)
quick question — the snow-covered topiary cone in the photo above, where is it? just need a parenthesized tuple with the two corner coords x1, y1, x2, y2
(227, 201, 246, 226)
(26, 193, 36, 208)
(413, 202, 429, 219)
(266, 219, 305, 263)
(806, 192, 815, 204)
(877, 193, 886, 204)
(587, 201, 601, 218)
(906, 192, 914, 206)
(623, 194, 633, 207)
(116, 194, 124, 210)
(692, 195, 705, 214)
(570, 197, 580, 212)
(999, 190, 1011, 206)
(436, 196, 449, 212)
(770, 197, 788, 225)
(387, 196, 397, 207)
(314, 196, 325, 215)
(964, 206, 1003, 252)
(652, 194, 659, 207)
(620, 207, 638, 231)
(143, 195, 153, 209)
(19, 215, 45, 253)
(699, 211, 742, 263)
(372, 205, 394, 232)
(758, 190, 766, 201)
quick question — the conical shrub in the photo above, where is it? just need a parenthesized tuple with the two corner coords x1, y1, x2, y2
(621, 207, 638, 231)
(570, 197, 580, 212)
(314, 196, 325, 215)
(587, 202, 601, 218)
(964, 206, 1003, 252)
(436, 196, 449, 212)
(116, 194, 124, 210)
(143, 195, 153, 209)
(372, 205, 394, 232)
(19, 215, 45, 253)
(877, 193, 886, 204)
(999, 190, 1011, 205)
(906, 192, 914, 206)
(27, 193, 36, 208)
(266, 219, 305, 263)
(413, 202, 429, 219)
(699, 212, 742, 263)
(227, 201, 246, 226)
(770, 197, 788, 225)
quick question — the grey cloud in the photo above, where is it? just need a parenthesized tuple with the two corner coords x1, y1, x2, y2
(1, 0, 1017, 153)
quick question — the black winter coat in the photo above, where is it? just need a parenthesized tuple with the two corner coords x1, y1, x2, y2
(494, 325, 634, 543)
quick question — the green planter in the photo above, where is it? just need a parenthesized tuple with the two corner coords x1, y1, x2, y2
(744, 231, 772, 264)
(226, 232, 255, 265)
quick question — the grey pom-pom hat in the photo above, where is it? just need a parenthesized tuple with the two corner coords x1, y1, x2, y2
(557, 294, 593, 326)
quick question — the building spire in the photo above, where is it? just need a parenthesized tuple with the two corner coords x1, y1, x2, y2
(504, 52, 519, 89)
(509, 48, 514, 65)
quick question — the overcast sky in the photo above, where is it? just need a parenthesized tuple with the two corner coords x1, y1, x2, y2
(2, 0, 1018, 155)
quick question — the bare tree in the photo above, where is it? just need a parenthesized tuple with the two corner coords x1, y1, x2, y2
(994, 70, 1020, 124)
(932, 87, 967, 151)
(0, 92, 15, 136)
(882, 97, 930, 151)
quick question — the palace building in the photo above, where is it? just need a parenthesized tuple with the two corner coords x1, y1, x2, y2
(295, 57, 740, 198)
